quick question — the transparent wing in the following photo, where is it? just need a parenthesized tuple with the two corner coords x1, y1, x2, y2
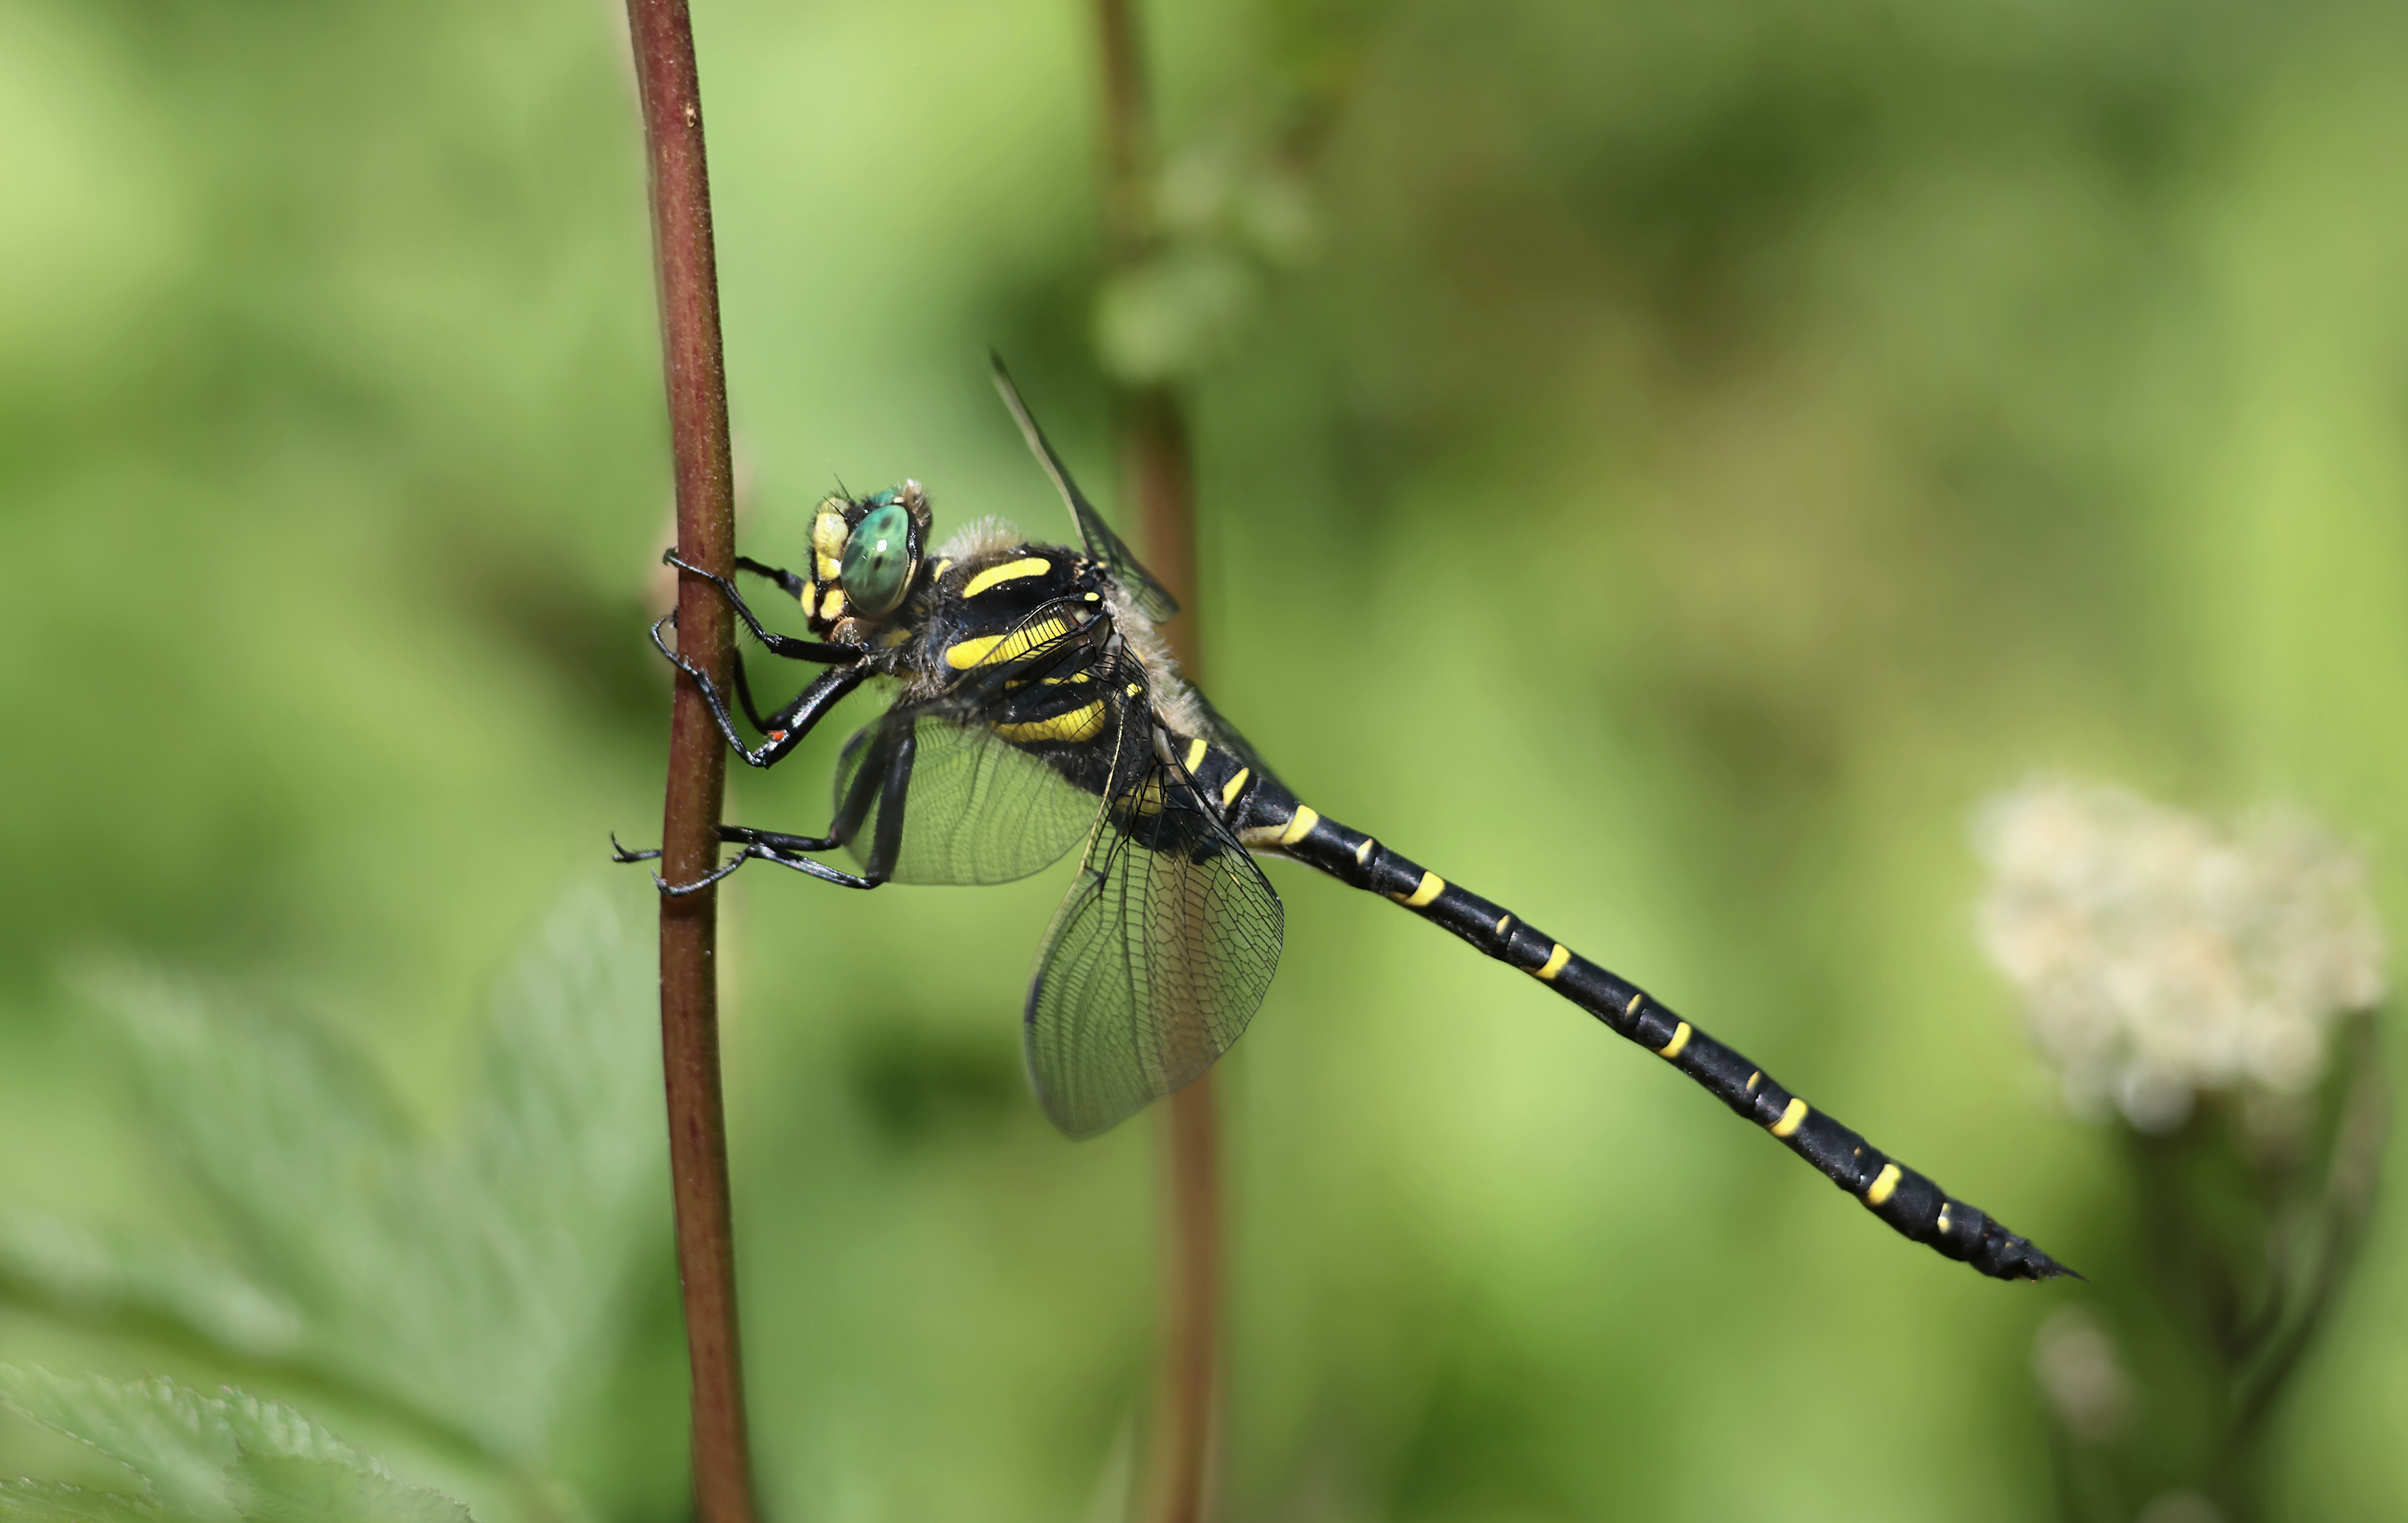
(831, 603, 1133, 886)
(988, 354, 1181, 623)
(1022, 751, 1285, 1138)
(833, 713, 1105, 885)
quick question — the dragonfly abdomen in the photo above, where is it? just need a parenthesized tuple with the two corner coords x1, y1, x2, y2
(1245, 794, 2072, 1283)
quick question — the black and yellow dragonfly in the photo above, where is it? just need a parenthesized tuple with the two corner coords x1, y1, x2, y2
(619, 358, 2071, 1283)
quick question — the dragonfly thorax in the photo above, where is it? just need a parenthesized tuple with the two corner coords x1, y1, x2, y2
(905, 542, 1111, 693)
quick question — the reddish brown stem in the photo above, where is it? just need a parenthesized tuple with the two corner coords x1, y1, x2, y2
(1153, 1072, 1221, 1523)
(623, 3, 759, 1521)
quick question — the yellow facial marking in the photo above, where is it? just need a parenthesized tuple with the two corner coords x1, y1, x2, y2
(811, 508, 848, 559)
(1937, 1204, 1952, 1233)
(1353, 838, 1375, 865)
(1656, 1021, 1692, 1060)
(1185, 737, 1209, 772)
(1771, 1099, 1808, 1138)
(816, 554, 841, 583)
(993, 700, 1107, 745)
(1865, 1164, 1902, 1208)
(1279, 806, 1319, 846)
(820, 587, 846, 620)
(945, 618, 1071, 670)
(962, 556, 1051, 599)
(1534, 944, 1570, 981)
(1220, 768, 1251, 807)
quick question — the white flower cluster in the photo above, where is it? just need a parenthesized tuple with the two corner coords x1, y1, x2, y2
(1974, 779, 2387, 1131)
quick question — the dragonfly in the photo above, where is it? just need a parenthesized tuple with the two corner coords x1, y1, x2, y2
(618, 357, 2072, 1283)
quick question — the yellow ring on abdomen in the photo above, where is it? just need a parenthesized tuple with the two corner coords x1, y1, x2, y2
(1865, 1164, 1902, 1207)
(1278, 806, 1318, 846)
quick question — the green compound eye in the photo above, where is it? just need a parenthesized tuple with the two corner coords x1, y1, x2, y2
(840, 500, 915, 617)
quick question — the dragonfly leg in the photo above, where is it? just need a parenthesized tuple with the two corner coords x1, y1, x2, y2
(649, 615, 872, 767)
(612, 829, 881, 894)
(725, 843, 881, 891)
(858, 725, 914, 880)
(637, 716, 917, 893)
(608, 831, 755, 896)
(652, 850, 755, 897)
(663, 548, 857, 663)
(734, 554, 807, 602)
(718, 824, 840, 853)
(731, 651, 777, 733)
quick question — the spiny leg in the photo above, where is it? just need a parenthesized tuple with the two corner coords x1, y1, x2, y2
(713, 721, 916, 889)
(662, 548, 856, 663)
(649, 615, 871, 768)
(736, 661, 873, 768)
(1262, 799, 2075, 1282)
(734, 554, 807, 602)
(616, 632, 877, 888)
(631, 716, 921, 894)
(610, 831, 752, 897)
(733, 652, 776, 735)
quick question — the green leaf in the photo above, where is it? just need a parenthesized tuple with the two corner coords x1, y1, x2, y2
(0, 1370, 470, 1523)
(0, 1480, 165, 1523)
(59, 884, 665, 1464)
(227, 1457, 468, 1523)
(0, 1367, 241, 1521)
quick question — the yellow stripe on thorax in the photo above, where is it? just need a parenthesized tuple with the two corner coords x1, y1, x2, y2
(946, 617, 1071, 670)
(992, 700, 1107, 745)
(962, 556, 1051, 599)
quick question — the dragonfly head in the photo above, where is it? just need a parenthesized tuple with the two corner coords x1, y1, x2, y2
(804, 481, 933, 637)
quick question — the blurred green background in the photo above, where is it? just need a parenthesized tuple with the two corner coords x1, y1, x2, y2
(4, 0, 2406, 1519)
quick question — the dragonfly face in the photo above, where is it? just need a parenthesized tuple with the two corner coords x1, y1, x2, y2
(621, 356, 2074, 1283)
(799, 483, 932, 641)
